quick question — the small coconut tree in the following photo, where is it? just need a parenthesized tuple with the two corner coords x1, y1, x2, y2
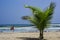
(22, 2, 56, 40)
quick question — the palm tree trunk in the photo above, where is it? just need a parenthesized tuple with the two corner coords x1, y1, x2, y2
(39, 30, 43, 40)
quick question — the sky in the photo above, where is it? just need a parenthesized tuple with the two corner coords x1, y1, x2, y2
(0, 0, 60, 24)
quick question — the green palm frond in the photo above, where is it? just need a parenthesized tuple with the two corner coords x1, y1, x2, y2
(24, 5, 42, 13)
(44, 2, 56, 20)
(22, 2, 56, 31)
(24, 5, 43, 19)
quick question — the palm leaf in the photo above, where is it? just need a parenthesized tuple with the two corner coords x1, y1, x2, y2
(22, 2, 56, 31)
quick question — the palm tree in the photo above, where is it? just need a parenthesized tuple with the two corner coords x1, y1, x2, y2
(22, 2, 56, 40)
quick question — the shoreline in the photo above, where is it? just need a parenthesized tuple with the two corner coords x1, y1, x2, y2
(0, 26, 60, 33)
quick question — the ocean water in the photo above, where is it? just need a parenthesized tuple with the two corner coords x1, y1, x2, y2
(0, 24, 60, 32)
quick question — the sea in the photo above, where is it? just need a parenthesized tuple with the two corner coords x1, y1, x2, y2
(0, 24, 60, 32)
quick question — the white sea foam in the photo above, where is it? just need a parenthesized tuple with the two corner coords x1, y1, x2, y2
(0, 26, 60, 32)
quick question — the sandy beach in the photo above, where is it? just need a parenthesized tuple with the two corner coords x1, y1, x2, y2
(0, 32, 60, 40)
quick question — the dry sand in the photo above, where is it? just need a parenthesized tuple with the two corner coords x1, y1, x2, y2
(0, 32, 60, 40)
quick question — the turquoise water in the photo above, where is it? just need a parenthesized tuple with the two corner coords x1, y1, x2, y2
(0, 24, 60, 32)
(0, 24, 34, 27)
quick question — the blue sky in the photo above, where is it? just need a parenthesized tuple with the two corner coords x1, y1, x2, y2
(0, 0, 60, 24)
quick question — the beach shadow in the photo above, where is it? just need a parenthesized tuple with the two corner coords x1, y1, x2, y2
(57, 37, 60, 39)
(16, 37, 46, 40)
(16, 37, 39, 40)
